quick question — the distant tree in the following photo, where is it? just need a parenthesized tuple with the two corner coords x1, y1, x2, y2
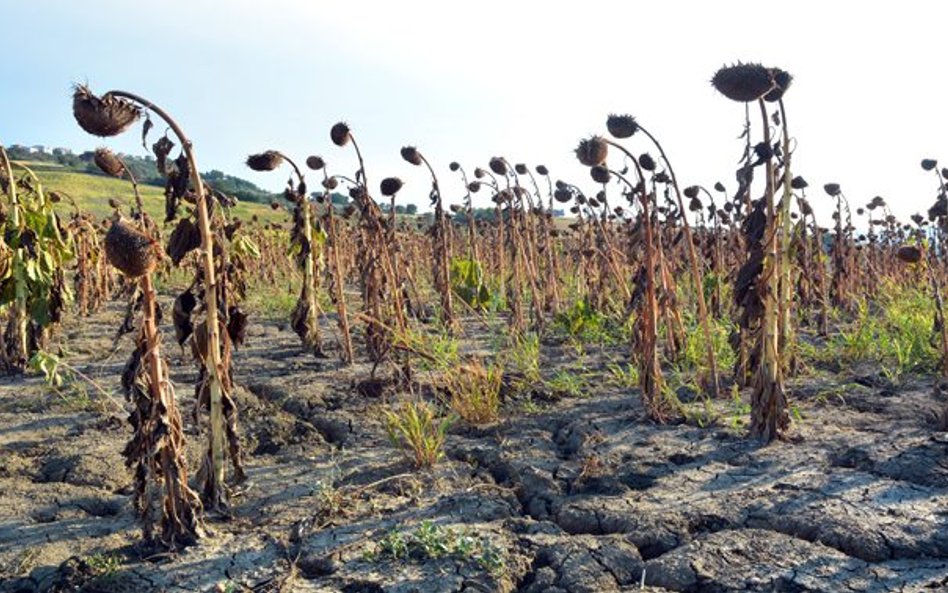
(405, 203, 418, 215)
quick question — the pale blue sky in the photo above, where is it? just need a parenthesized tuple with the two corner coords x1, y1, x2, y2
(3, 0, 947, 221)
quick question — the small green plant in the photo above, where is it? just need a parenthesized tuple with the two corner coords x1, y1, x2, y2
(546, 369, 586, 398)
(826, 285, 937, 376)
(727, 384, 751, 430)
(214, 580, 240, 593)
(311, 478, 344, 521)
(477, 541, 506, 575)
(383, 400, 454, 468)
(607, 362, 639, 390)
(553, 299, 605, 341)
(370, 521, 505, 576)
(685, 396, 719, 428)
(29, 350, 121, 413)
(812, 385, 851, 407)
(505, 332, 541, 385)
(677, 308, 737, 376)
(441, 359, 503, 424)
(790, 403, 804, 423)
(84, 553, 122, 582)
(518, 397, 546, 415)
(414, 520, 453, 558)
(450, 257, 494, 310)
(377, 528, 410, 560)
(395, 325, 459, 371)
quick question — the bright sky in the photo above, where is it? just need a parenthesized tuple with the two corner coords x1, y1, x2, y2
(3, 0, 947, 222)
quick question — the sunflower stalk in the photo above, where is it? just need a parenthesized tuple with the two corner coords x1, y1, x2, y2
(323, 179, 354, 363)
(98, 89, 234, 509)
(776, 99, 796, 373)
(636, 127, 721, 398)
(749, 96, 789, 441)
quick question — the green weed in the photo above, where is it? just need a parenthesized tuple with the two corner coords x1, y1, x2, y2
(369, 521, 505, 576)
(383, 400, 453, 468)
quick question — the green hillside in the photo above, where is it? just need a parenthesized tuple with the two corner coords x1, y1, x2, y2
(11, 161, 284, 224)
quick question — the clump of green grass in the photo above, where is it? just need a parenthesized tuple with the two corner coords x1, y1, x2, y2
(395, 325, 460, 372)
(676, 306, 738, 377)
(84, 553, 123, 583)
(504, 332, 541, 385)
(243, 280, 298, 320)
(546, 368, 587, 398)
(551, 299, 632, 347)
(607, 361, 639, 390)
(816, 283, 938, 378)
(725, 384, 752, 431)
(383, 400, 454, 468)
(440, 359, 503, 425)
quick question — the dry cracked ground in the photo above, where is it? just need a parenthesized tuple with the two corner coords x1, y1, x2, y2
(2, 299, 948, 592)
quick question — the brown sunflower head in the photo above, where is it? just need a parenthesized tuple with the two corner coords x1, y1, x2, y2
(575, 136, 608, 167)
(105, 218, 159, 277)
(638, 153, 656, 172)
(246, 151, 284, 172)
(93, 147, 125, 177)
(711, 62, 774, 102)
(330, 122, 351, 147)
(606, 114, 639, 139)
(791, 176, 808, 190)
(72, 84, 140, 137)
(380, 177, 404, 197)
(401, 146, 423, 166)
(590, 165, 611, 184)
(306, 155, 325, 171)
(489, 157, 507, 176)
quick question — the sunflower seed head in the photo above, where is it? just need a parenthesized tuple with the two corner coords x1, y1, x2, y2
(72, 84, 140, 137)
(246, 151, 284, 172)
(93, 147, 125, 177)
(711, 62, 774, 103)
(330, 122, 351, 147)
(380, 177, 404, 197)
(401, 146, 423, 166)
(575, 137, 608, 167)
(606, 114, 639, 139)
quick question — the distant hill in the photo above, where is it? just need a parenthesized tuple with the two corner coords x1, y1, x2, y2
(5, 144, 277, 205)
(7, 159, 284, 224)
